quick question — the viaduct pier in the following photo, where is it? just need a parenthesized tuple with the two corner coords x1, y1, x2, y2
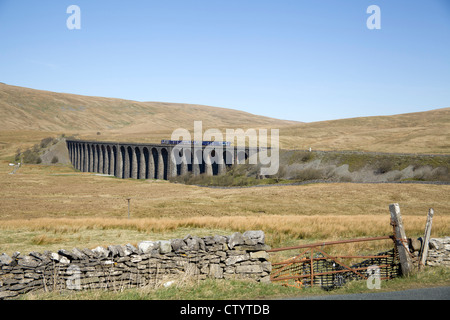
(66, 139, 258, 180)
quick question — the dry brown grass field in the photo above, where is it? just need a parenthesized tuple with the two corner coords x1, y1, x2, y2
(0, 83, 449, 265)
(0, 162, 448, 259)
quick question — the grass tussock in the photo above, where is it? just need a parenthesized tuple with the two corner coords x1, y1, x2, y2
(30, 234, 65, 245)
(1, 214, 449, 257)
(0, 214, 442, 238)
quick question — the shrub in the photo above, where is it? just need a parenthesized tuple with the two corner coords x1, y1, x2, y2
(14, 149, 21, 162)
(40, 137, 55, 149)
(22, 149, 41, 164)
(300, 152, 313, 162)
(51, 156, 59, 164)
(374, 159, 394, 175)
(292, 168, 325, 181)
(287, 151, 315, 165)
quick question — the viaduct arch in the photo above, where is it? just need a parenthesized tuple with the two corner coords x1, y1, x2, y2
(66, 140, 256, 180)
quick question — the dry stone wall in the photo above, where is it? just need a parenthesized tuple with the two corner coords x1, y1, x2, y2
(0, 231, 271, 299)
(426, 237, 450, 267)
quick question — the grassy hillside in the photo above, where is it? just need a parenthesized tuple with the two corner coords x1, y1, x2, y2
(1, 83, 449, 157)
(0, 83, 296, 158)
(0, 82, 294, 135)
(279, 108, 450, 154)
(1, 83, 450, 153)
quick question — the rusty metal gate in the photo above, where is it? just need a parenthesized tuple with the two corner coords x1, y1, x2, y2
(268, 236, 401, 290)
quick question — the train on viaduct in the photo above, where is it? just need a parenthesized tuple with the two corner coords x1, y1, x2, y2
(66, 139, 258, 180)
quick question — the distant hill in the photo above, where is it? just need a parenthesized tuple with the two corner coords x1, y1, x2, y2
(0, 82, 296, 137)
(0, 83, 448, 157)
(279, 108, 450, 154)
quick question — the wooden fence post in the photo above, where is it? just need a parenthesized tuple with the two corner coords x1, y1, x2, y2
(126, 198, 131, 219)
(389, 203, 414, 276)
(419, 208, 434, 269)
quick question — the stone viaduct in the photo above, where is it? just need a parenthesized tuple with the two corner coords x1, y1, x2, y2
(66, 139, 257, 180)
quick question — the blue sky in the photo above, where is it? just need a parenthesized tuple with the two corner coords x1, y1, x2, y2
(0, 0, 449, 122)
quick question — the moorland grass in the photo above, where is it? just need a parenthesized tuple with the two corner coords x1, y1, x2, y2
(0, 162, 449, 255)
(1, 162, 449, 300)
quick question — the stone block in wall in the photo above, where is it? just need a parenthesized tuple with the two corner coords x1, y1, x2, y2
(50, 252, 59, 261)
(236, 265, 263, 274)
(205, 244, 223, 252)
(225, 254, 250, 266)
(170, 239, 187, 252)
(138, 241, 158, 254)
(124, 244, 138, 255)
(158, 241, 172, 254)
(81, 248, 96, 258)
(243, 231, 265, 245)
(17, 256, 40, 268)
(29, 251, 48, 262)
(429, 238, 442, 250)
(213, 235, 228, 245)
(261, 261, 272, 273)
(228, 231, 266, 249)
(203, 236, 215, 245)
(58, 249, 78, 260)
(250, 251, 269, 260)
(0, 253, 13, 266)
(107, 245, 120, 257)
(232, 244, 271, 252)
(224, 266, 235, 274)
(24, 272, 41, 280)
(92, 246, 109, 259)
(80, 276, 100, 285)
(184, 235, 206, 251)
(209, 264, 223, 279)
(129, 255, 142, 263)
(0, 291, 18, 299)
(71, 248, 89, 260)
(236, 264, 263, 274)
(226, 249, 247, 256)
(50, 252, 70, 264)
(228, 232, 245, 249)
